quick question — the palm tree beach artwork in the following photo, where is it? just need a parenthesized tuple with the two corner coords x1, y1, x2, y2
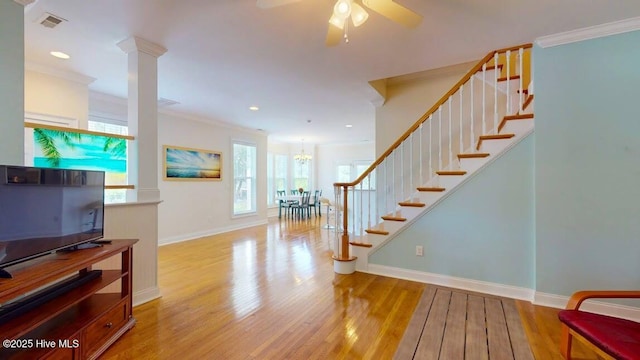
(33, 128, 127, 184)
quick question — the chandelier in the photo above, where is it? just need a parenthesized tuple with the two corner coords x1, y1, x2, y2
(294, 140, 312, 164)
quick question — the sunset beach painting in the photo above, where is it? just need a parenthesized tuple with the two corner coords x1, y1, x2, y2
(163, 145, 221, 181)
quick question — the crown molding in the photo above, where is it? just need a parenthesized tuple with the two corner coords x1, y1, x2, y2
(25, 62, 96, 85)
(13, 0, 36, 6)
(117, 36, 167, 58)
(536, 16, 640, 48)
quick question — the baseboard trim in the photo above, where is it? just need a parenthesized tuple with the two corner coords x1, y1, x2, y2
(159, 219, 269, 246)
(366, 264, 534, 301)
(536, 16, 640, 48)
(133, 286, 161, 307)
(534, 292, 640, 322)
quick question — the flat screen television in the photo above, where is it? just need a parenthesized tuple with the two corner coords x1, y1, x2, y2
(0, 165, 105, 273)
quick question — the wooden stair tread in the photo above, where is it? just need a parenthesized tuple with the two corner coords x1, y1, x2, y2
(398, 202, 426, 207)
(457, 153, 490, 159)
(522, 94, 534, 111)
(365, 229, 389, 236)
(504, 113, 534, 120)
(381, 215, 407, 222)
(480, 133, 515, 140)
(476, 133, 515, 150)
(349, 241, 373, 248)
(498, 113, 534, 132)
(497, 74, 521, 82)
(417, 187, 445, 192)
(436, 170, 467, 176)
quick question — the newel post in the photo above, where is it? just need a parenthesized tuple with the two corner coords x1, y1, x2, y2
(333, 185, 357, 274)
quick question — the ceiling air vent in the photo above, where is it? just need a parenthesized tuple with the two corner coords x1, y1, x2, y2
(37, 13, 67, 29)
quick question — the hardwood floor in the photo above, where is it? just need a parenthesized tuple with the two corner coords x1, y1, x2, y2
(101, 217, 598, 359)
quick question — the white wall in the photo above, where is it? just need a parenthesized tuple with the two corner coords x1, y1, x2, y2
(24, 69, 92, 129)
(0, 0, 25, 165)
(158, 112, 268, 245)
(316, 142, 375, 196)
(375, 62, 474, 157)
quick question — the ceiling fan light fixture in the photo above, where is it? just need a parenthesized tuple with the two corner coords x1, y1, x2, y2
(333, 0, 352, 19)
(350, 3, 369, 27)
(329, 13, 346, 29)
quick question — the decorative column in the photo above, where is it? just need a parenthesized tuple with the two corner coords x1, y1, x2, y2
(117, 37, 167, 202)
(0, 0, 34, 165)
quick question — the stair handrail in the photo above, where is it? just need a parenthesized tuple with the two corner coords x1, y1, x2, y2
(331, 43, 532, 263)
(333, 43, 532, 189)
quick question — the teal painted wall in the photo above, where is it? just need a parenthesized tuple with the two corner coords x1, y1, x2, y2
(534, 31, 640, 295)
(0, 0, 25, 165)
(370, 134, 535, 289)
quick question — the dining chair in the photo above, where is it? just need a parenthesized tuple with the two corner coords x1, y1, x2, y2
(311, 189, 322, 217)
(292, 191, 312, 219)
(277, 190, 294, 218)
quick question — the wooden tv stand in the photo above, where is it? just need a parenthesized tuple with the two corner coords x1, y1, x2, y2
(0, 239, 138, 360)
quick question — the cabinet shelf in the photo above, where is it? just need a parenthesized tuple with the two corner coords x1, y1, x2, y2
(0, 239, 137, 359)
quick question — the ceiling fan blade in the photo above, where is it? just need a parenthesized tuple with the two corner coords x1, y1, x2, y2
(256, 0, 303, 9)
(326, 23, 343, 47)
(362, 0, 423, 28)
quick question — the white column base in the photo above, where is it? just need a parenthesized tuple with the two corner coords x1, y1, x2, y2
(333, 257, 357, 274)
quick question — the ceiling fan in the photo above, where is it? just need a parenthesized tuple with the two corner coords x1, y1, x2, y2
(256, 0, 423, 46)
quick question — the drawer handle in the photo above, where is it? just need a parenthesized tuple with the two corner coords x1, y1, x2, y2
(105, 322, 113, 328)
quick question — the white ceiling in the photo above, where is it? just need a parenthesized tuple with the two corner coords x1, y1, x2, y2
(23, 0, 640, 145)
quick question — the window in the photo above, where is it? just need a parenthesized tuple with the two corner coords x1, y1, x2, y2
(233, 141, 257, 215)
(88, 120, 129, 204)
(267, 153, 288, 206)
(24, 114, 131, 205)
(293, 160, 311, 191)
(336, 160, 375, 189)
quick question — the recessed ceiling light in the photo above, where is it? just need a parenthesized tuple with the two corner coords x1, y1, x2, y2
(50, 51, 70, 59)
(345, 124, 353, 128)
(249, 106, 259, 111)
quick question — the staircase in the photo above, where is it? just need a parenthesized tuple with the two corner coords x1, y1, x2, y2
(331, 44, 534, 273)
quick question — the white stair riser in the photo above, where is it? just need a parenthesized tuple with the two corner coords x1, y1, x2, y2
(479, 138, 512, 154)
(459, 157, 489, 174)
(501, 120, 534, 137)
(415, 191, 447, 205)
(434, 174, 467, 189)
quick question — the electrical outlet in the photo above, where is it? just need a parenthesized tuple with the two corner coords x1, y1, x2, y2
(416, 245, 423, 256)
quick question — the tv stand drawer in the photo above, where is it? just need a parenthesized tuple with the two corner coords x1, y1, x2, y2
(83, 299, 128, 356)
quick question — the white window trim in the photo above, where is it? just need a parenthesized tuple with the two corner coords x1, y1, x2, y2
(231, 139, 258, 218)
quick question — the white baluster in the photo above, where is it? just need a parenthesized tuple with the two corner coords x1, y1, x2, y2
(351, 185, 355, 236)
(359, 182, 363, 236)
(429, 114, 433, 181)
(459, 84, 464, 155)
(367, 172, 371, 231)
(482, 63, 486, 136)
(470, 75, 475, 152)
(506, 49, 511, 115)
(392, 149, 395, 214)
(519, 47, 524, 113)
(438, 107, 442, 171)
(419, 123, 423, 185)
(409, 132, 413, 200)
(400, 143, 404, 203)
(494, 52, 499, 134)
(384, 157, 388, 217)
(448, 96, 452, 169)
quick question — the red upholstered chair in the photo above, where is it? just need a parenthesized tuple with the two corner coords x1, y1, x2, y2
(558, 290, 640, 360)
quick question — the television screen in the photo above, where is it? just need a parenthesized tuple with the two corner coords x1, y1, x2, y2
(0, 165, 105, 269)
